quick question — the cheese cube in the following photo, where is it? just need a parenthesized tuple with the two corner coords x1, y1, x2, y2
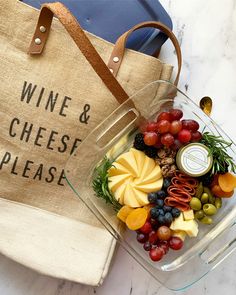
(183, 210, 194, 221)
(170, 213, 199, 238)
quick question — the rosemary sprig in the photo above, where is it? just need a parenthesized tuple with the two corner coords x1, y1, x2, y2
(201, 132, 236, 175)
(92, 157, 122, 212)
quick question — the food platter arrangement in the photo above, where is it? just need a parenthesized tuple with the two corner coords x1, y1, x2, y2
(65, 81, 236, 289)
(92, 107, 236, 263)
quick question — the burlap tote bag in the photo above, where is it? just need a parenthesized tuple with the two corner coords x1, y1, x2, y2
(0, 0, 182, 285)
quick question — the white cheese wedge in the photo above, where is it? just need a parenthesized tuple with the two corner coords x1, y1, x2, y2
(138, 165, 162, 185)
(108, 162, 130, 177)
(123, 184, 140, 208)
(170, 214, 199, 237)
(135, 178, 163, 193)
(130, 148, 145, 176)
(113, 183, 126, 204)
(183, 210, 194, 221)
(108, 174, 131, 193)
(116, 151, 138, 177)
(132, 187, 149, 206)
(184, 220, 199, 237)
(140, 156, 156, 180)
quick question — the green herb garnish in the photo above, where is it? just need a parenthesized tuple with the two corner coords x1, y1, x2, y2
(201, 132, 236, 175)
(92, 157, 122, 212)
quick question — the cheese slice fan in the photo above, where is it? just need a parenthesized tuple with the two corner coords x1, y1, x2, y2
(140, 156, 156, 180)
(108, 174, 131, 193)
(135, 178, 163, 193)
(116, 151, 139, 177)
(124, 184, 140, 208)
(108, 162, 130, 177)
(113, 183, 126, 204)
(130, 148, 145, 176)
(132, 187, 149, 206)
(139, 165, 162, 185)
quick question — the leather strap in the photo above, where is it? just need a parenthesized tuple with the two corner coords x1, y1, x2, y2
(108, 22, 182, 85)
(28, 2, 129, 104)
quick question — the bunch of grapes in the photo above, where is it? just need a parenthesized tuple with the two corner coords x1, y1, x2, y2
(142, 109, 202, 150)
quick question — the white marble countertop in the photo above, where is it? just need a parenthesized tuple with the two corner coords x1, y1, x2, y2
(1, 0, 236, 294)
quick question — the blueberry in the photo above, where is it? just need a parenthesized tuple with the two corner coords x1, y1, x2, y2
(156, 190, 167, 199)
(157, 214, 165, 225)
(164, 212, 173, 225)
(172, 208, 181, 218)
(155, 199, 164, 208)
(162, 178, 171, 190)
(157, 208, 165, 216)
(163, 205, 172, 213)
(148, 192, 158, 204)
(150, 207, 159, 219)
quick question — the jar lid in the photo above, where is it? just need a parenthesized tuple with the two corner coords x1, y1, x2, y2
(176, 143, 213, 177)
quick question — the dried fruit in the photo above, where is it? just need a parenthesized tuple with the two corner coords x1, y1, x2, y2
(218, 173, 236, 192)
(117, 205, 134, 222)
(126, 208, 148, 230)
(211, 184, 234, 198)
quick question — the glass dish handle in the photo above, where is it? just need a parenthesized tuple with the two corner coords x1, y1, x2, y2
(200, 222, 236, 267)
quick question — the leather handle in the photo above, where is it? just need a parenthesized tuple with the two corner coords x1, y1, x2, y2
(28, 2, 129, 104)
(108, 21, 182, 85)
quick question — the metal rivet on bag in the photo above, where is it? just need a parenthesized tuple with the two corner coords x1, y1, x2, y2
(113, 56, 119, 63)
(109, 68, 114, 73)
(35, 38, 41, 45)
(39, 26, 46, 33)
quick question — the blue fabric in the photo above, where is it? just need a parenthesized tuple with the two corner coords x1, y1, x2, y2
(22, 0, 172, 55)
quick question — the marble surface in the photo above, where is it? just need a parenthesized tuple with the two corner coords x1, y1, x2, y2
(1, 0, 236, 294)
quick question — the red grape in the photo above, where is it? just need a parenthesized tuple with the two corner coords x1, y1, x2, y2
(136, 233, 148, 244)
(149, 230, 158, 244)
(144, 132, 158, 146)
(178, 129, 192, 143)
(143, 241, 152, 251)
(191, 131, 202, 142)
(171, 139, 183, 151)
(146, 122, 158, 132)
(168, 237, 183, 250)
(157, 226, 172, 241)
(169, 120, 182, 135)
(156, 111, 171, 122)
(157, 120, 171, 134)
(149, 247, 164, 261)
(161, 133, 175, 147)
(170, 109, 183, 121)
(158, 241, 169, 254)
(140, 221, 152, 234)
(182, 119, 199, 131)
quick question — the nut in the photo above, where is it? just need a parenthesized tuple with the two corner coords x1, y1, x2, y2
(161, 165, 170, 178)
(161, 157, 175, 165)
(168, 149, 177, 158)
(157, 149, 167, 159)
(167, 164, 177, 177)
(155, 158, 162, 166)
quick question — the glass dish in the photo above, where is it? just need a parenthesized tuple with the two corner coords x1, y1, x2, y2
(65, 81, 236, 290)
